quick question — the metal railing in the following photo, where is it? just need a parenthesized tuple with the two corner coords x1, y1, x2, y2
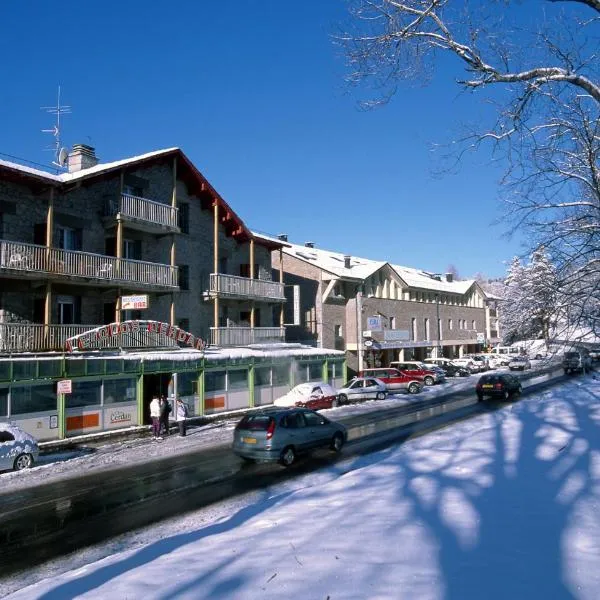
(105, 194, 179, 230)
(0, 239, 178, 289)
(0, 323, 182, 353)
(209, 273, 285, 302)
(210, 327, 286, 347)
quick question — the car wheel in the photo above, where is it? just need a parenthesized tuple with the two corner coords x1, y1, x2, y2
(335, 395, 346, 406)
(477, 393, 483, 402)
(424, 376, 434, 386)
(330, 432, 344, 453)
(517, 385, 523, 396)
(13, 453, 33, 471)
(503, 390, 510, 401)
(240, 456, 255, 464)
(376, 391, 386, 400)
(408, 382, 420, 394)
(280, 446, 296, 467)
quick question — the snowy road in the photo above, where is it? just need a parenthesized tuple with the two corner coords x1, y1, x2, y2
(2, 374, 599, 599)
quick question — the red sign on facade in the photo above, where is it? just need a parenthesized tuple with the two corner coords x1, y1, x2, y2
(64, 321, 207, 352)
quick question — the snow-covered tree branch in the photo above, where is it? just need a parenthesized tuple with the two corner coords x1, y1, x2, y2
(340, 0, 600, 339)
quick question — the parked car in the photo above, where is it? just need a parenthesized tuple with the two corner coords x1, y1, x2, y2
(273, 382, 338, 410)
(479, 353, 503, 369)
(476, 373, 522, 401)
(337, 377, 387, 404)
(468, 355, 490, 371)
(232, 408, 347, 466)
(562, 351, 592, 374)
(0, 423, 39, 471)
(359, 368, 422, 394)
(508, 356, 531, 371)
(438, 363, 471, 378)
(451, 357, 478, 372)
(388, 361, 443, 385)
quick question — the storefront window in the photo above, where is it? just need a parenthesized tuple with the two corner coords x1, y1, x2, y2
(104, 378, 136, 404)
(12, 361, 36, 381)
(106, 359, 124, 375)
(177, 372, 198, 396)
(66, 360, 86, 377)
(38, 360, 62, 379)
(0, 362, 10, 381)
(255, 367, 271, 387)
(308, 362, 322, 381)
(272, 364, 290, 386)
(87, 360, 104, 375)
(11, 384, 56, 414)
(296, 364, 309, 383)
(205, 371, 226, 392)
(67, 381, 101, 408)
(228, 369, 248, 390)
(0, 388, 7, 416)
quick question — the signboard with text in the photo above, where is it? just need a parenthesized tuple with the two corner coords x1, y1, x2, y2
(121, 295, 149, 310)
(367, 316, 383, 332)
(57, 379, 72, 394)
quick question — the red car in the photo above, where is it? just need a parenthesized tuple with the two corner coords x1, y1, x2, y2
(388, 361, 443, 386)
(273, 382, 339, 410)
(359, 368, 422, 394)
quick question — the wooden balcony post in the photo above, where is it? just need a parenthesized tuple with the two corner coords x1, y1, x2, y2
(213, 200, 219, 329)
(116, 171, 124, 284)
(115, 290, 121, 323)
(279, 247, 284, 327)
(44, 188, 54, 344)
(250, 239, 255, 329)
(170, 157, 177, 326)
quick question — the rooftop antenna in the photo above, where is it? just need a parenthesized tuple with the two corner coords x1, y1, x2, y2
(41, 85, 71, 168)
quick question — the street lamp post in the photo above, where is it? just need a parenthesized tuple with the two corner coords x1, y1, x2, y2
(436, 294, 442, 358)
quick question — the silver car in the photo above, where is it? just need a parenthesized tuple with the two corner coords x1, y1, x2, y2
(0, 423, 39, 471)
(232, 408, 347, 467)
(337, 377, 387, 404)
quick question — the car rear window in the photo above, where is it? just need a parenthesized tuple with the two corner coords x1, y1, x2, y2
(237, 415, 274, 431)
(564, 352, 579, 359)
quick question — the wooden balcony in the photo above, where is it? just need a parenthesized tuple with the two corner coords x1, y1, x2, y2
(208, 273, 285, 303)
(0, 239, 178, 290)
(210, 327, 286, 347)
(0, 323, 180, 353)
(105, 193, 180, 233)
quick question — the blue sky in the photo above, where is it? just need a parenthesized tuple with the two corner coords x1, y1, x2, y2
(0, 1, 532, 279)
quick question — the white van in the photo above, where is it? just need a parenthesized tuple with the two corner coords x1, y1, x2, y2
(490, 346, 522, 356)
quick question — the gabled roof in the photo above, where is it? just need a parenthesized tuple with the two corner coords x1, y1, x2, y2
(391, 264, 476, 295)
(0, 148, 253, 242)
(250, 231, 291, 250)
(282, 241, 386, 280)
(282, 241, 479, 295)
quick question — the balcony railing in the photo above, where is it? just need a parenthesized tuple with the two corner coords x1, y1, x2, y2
(209, 273, 285, 303)
(0, 323, 181, 353)
(105, 194, 179, 231)
(0, 240, 178, 289)
(210, 327, 286, 347)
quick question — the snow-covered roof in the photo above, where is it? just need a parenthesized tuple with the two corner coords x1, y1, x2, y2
(59, 147, 179, 182)
(0, 158, 62, 182)
(282, 241, 386, 280)
(282, 241, 477, 295)
(391, 264, 476, 294)
(0, 148, 180, 184)
(250, 230, 291, 249)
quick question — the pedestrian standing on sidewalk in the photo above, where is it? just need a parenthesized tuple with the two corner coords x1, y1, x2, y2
(150, 395, 161, 440)
(159, 395, 172, 437)
(175, 397, 188, 437)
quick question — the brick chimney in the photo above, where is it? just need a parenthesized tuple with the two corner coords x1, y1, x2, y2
(445, 272, 454, 282)
(68, 144, 99, 173)
(344, 255, 352, 269)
